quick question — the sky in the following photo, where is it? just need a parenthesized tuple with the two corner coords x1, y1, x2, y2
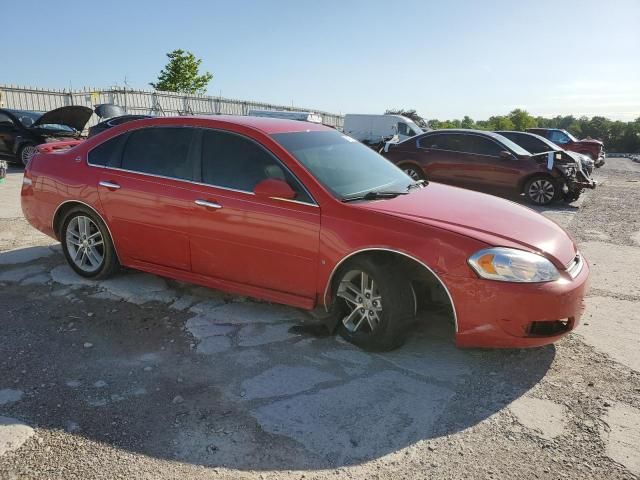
(2, 0, 639, 121)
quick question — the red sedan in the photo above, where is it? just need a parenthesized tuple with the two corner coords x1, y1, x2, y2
(21, 116, 589, 351)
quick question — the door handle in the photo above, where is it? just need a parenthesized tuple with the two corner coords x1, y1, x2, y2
(99, 181, 121, 190)
(195, 199, 222, 209)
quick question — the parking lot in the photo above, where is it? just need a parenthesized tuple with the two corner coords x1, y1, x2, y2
(1, 159, 639, 479)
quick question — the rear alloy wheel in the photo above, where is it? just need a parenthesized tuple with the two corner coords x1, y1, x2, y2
(61, 208, 118, 279)
(524, 176, 558, 205)
(403, 166, 425, 181)
(18, 144, 38, 166)
(334, 257, 415, 351)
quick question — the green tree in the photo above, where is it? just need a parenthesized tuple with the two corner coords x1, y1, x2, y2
(420, 112, 640, 152)
(384, 109, 428, 128)
(508, 109, 537, 131)
(489, 115, 514, 130)
(150, 49, 213, 94)
(460, 115, 475, 129)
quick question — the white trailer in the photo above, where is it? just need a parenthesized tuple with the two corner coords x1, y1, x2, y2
(343, 114, 424, 146)
(248, 109, 323, 124)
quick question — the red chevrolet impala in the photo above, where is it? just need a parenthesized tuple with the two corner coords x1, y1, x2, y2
(21, 116, 589, 351)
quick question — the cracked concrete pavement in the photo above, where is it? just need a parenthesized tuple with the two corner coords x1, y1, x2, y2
(0, 161, 639, 479)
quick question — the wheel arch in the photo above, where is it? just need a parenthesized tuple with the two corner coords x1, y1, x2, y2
(323, 248, 458, 332)
(52, 200, 120, 261)
(395, 159, 423, 172)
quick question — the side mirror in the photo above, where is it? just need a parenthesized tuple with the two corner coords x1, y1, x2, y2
(499, 150, 513, 160)
(253, 178, 296, 200)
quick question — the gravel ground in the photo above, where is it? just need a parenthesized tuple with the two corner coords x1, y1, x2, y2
(0, 161, 639, 480)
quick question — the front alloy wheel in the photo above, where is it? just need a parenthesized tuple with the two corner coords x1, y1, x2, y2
(334, 257, 415, 351)
(525, 177, 557, 205)
(337, 270, 383, 334)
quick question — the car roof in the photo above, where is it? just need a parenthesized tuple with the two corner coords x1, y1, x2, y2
(190, 115, 330, 134)
(425, 128, 506, 140)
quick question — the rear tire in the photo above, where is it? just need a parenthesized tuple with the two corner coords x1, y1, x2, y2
(333, 257, 416, 351)
(60, 207, 119, 280)
(524, 175, 559, 206)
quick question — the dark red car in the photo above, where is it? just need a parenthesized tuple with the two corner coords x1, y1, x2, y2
(382, 129, 594, 205)
(22, 116, 589, 350)
(527, 128, 605, 167)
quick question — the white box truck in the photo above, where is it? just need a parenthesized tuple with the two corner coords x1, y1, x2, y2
(343, 114, 425, 148)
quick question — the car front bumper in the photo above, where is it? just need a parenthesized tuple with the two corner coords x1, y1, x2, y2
(442, 256, 590, 348)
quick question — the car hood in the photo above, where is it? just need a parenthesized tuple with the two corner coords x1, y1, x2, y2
(578, 138, 603, 146)
(355, 183, 577, 269)
(31, 106, 93, 132)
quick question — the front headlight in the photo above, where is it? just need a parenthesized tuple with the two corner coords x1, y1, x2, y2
(468, 247, 559, 283)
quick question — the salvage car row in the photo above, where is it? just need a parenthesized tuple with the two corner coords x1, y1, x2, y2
(0, 105, 603, 206)
(20, 114, 589, 352)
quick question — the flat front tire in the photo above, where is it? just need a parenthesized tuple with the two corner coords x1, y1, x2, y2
(60, 207, 118, 279)
(333, 257, 416, 351)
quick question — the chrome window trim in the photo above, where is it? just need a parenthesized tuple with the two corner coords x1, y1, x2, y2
(51, 199, 121, 261)
(322, 248, 458, 332)
(86, 125, 319, 207)
(417, 132, 511, 158)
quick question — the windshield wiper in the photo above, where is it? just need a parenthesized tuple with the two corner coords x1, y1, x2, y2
(341, 190, 409, 202)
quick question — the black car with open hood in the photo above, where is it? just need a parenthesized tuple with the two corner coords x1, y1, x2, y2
(0, 105, 93, 165)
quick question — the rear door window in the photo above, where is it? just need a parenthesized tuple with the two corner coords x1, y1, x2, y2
(121, 127, 196, 180)
(418, 134, 450, 150)
(445, 134, 474, 153)
(201, 130, 313, 203)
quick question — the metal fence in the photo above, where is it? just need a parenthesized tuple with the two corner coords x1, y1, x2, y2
(0, 84, 344, 129)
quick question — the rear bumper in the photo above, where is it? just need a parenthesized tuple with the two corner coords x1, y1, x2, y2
(443, 257, 589, 348)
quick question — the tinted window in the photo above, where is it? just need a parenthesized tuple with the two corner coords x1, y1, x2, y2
(445, 134, 473, 153)
(468, 136, 503, 156)
(201, 130, 313, 203)
(418, 134, 449, 149)
(122, 127, 195, 180)
(501, 133, 549, 154)
(88, 135, 127, 167)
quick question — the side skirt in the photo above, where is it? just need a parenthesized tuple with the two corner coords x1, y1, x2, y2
(124, 258, 316, 311)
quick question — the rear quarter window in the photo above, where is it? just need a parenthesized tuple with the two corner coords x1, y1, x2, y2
(88, 134, 127, 167)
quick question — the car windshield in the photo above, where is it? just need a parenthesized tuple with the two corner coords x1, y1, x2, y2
(8, 109, 75, 132)
(564, 130, 579, 142)
(488, 134, 531, 156)
(499, 132, 560, 154)
(9, 110, 41, 127)
(272, 130, 413, 199)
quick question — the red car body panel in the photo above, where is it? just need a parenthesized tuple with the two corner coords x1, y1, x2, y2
(21, 116, 589, 348)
